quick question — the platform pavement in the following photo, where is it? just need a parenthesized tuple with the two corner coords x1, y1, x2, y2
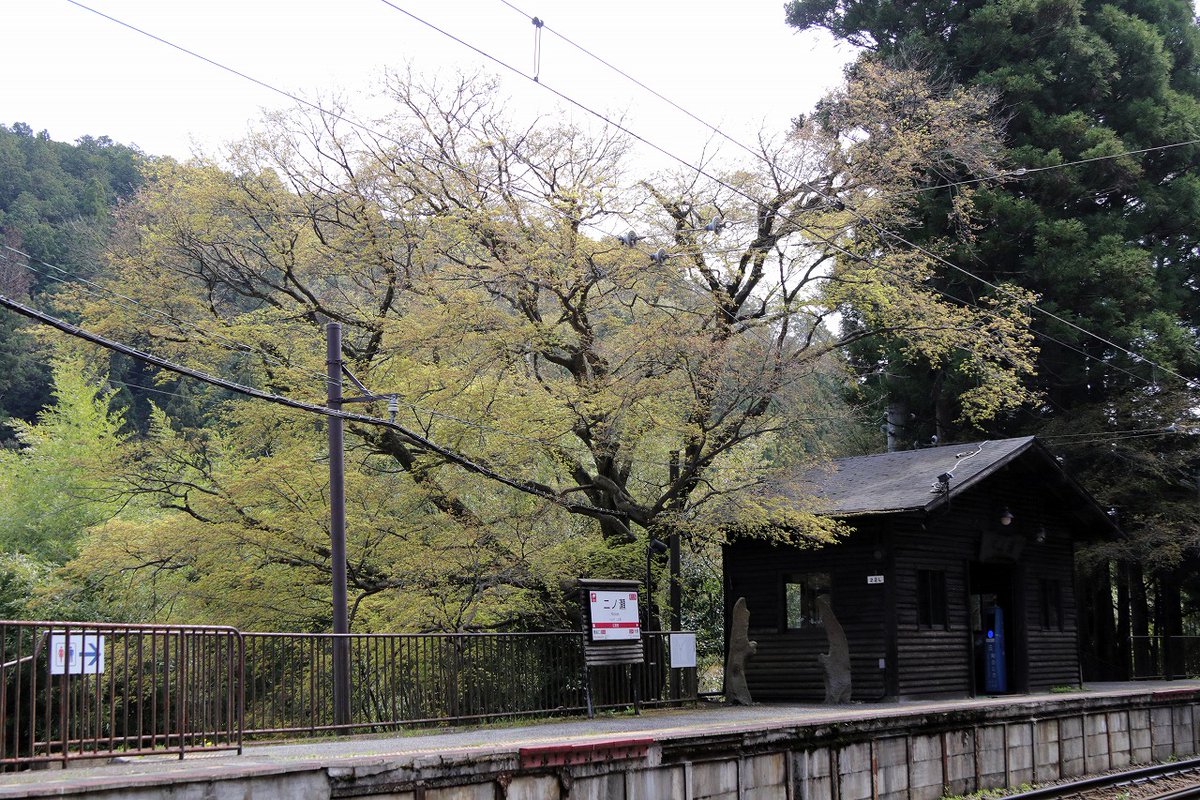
(1, 681, 1197, 797)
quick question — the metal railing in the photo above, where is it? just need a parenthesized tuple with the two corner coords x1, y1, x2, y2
(0, 624, 699, 768)
(1130, 635, 1200, 680)
(242, 630, 698, 736)
(0, 621, 243, 770)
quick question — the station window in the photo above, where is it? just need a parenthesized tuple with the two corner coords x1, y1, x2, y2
(1040, 578, 1063, 630)
(917, 569, 947, 629)
(784, 572, 831, 630)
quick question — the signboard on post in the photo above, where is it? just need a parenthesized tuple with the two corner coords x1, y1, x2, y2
(669, 633, 697, 668)
(50, 633, 104, 675)
(587, 589, 641, 641)
(578, 578, 646, 718)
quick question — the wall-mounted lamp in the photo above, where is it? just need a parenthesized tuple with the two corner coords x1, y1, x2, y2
(999, 507, 1014, 526)
(1035, 526, 1047, 544)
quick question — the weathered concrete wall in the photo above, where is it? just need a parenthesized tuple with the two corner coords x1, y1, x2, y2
(12, 688, 1200, 799)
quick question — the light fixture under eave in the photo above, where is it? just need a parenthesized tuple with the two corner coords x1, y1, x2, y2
(999, 507, 1014, 526)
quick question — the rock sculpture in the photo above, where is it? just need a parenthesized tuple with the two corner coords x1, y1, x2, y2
(725, 597, 757, 705)
(817, 594, 852, 704)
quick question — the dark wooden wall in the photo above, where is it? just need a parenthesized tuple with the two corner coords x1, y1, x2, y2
(724, 529, 890, 703)
(889, 512, 974, 698)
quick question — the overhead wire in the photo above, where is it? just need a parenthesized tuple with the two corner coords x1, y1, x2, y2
(884, 137, 1200, 199)
(489, 0, 1199, 390)
(2, 245, 337, 392)
(0, 290, 633, 521)
(40, 0, 1116, 468)
(496, 0, 1200, 202)
(1041, 430, 1200, 446)
(53, 0, 847, 445)
(55, 0, 1192, 473)
(58, 0, 840, 369)
(61, 1, 1198, 397)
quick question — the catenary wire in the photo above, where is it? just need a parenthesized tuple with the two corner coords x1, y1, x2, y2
(58, 0, 1077, 379)
(57, 0, 1171, 445)
(0, 290, 637, 522)
(64, 0, 1195, 394)
(60, 0, 1189, 431)
(2, 246, 340, 392)
(488, 0, 1199, 388)
(496, 0, 1200, 203)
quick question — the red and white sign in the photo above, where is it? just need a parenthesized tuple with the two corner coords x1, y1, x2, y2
(588, 590, 641, 641)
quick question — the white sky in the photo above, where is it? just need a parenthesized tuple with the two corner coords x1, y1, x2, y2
(4, 1, 857, 167)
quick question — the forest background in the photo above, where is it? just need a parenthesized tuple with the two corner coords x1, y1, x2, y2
(1, 0, 1199, 675)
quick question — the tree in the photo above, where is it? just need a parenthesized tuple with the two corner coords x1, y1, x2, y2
(787, 0, 1200, 669)
(0, 124, 147, 434)
(786, 0, 1200, 431)
(0, 353, 127, 564)
(62, 66, 1036, 630)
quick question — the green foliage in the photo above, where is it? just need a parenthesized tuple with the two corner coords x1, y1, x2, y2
(789, 0, 1200, 438)
(49, 67, 1036, 631)
(0, 553, 48, 619)
(0, 124, 146, 435)
(0, 352, 127, 563)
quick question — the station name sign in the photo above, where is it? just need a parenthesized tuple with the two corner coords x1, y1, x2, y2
(588, 590, 640, 641)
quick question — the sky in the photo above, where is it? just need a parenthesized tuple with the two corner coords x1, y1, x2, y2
(4, 0, 857, 168)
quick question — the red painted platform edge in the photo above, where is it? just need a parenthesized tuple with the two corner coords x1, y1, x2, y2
(518, 737, 654, 768)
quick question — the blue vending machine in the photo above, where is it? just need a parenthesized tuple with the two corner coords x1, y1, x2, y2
(982, 605, 1008, 693)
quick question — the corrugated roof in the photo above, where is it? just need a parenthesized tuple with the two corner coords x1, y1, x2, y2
(809, 437, 1038, 516)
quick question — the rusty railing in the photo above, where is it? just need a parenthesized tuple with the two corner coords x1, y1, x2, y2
(0, 621, 244, 769)
(0, 625, 698, 766)
(242, 630, 698, 735)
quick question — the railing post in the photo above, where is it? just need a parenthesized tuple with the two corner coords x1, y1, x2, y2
(234, 630, 245, 755)
(177, 631, 188, 759)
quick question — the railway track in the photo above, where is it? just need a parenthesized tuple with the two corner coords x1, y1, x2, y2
(1001, 757, 1200, 799)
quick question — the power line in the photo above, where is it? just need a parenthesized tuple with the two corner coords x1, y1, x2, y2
(63, 0, 1191, 411)
(487, 1, 1198, 390)
(375, 0, 1198, 393)
(5, 237, 812, 476)
(0, 291, 629, 523)
(53, 0, 1055, 379)
(885, 138, 1200, 199)
(497, 0, 1200, 203)
(1042, 430, 1198, 446)
(2, 246, 335, 390)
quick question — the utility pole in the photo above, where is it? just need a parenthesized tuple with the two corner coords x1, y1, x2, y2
(668, 452, 682, 700)
(668, 452, 682, 632)
(326, 322, 351, 729)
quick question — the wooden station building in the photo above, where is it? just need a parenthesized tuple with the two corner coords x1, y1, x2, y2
(723, 436, 1119, 701)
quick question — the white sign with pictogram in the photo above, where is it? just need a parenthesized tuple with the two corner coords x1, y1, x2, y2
(49, 633, 104, 675)
(588, 590, 641, 641)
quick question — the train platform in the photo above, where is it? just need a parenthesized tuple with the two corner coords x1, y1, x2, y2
(2, 680, 1199, 798)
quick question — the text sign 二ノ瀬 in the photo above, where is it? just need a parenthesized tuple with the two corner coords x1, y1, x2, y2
(588, 590, 641, 641)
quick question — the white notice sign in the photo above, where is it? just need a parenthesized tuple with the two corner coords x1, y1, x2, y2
(669, 633, 697, 668)
(588, 590, 641, 641)
(49, 633, 104, 675)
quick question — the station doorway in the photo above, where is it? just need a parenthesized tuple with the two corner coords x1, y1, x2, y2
(969, 562, 1019, 695)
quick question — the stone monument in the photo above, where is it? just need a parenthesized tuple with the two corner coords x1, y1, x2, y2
(817, 594, 852, 704)
(725, 597, 757, 705)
